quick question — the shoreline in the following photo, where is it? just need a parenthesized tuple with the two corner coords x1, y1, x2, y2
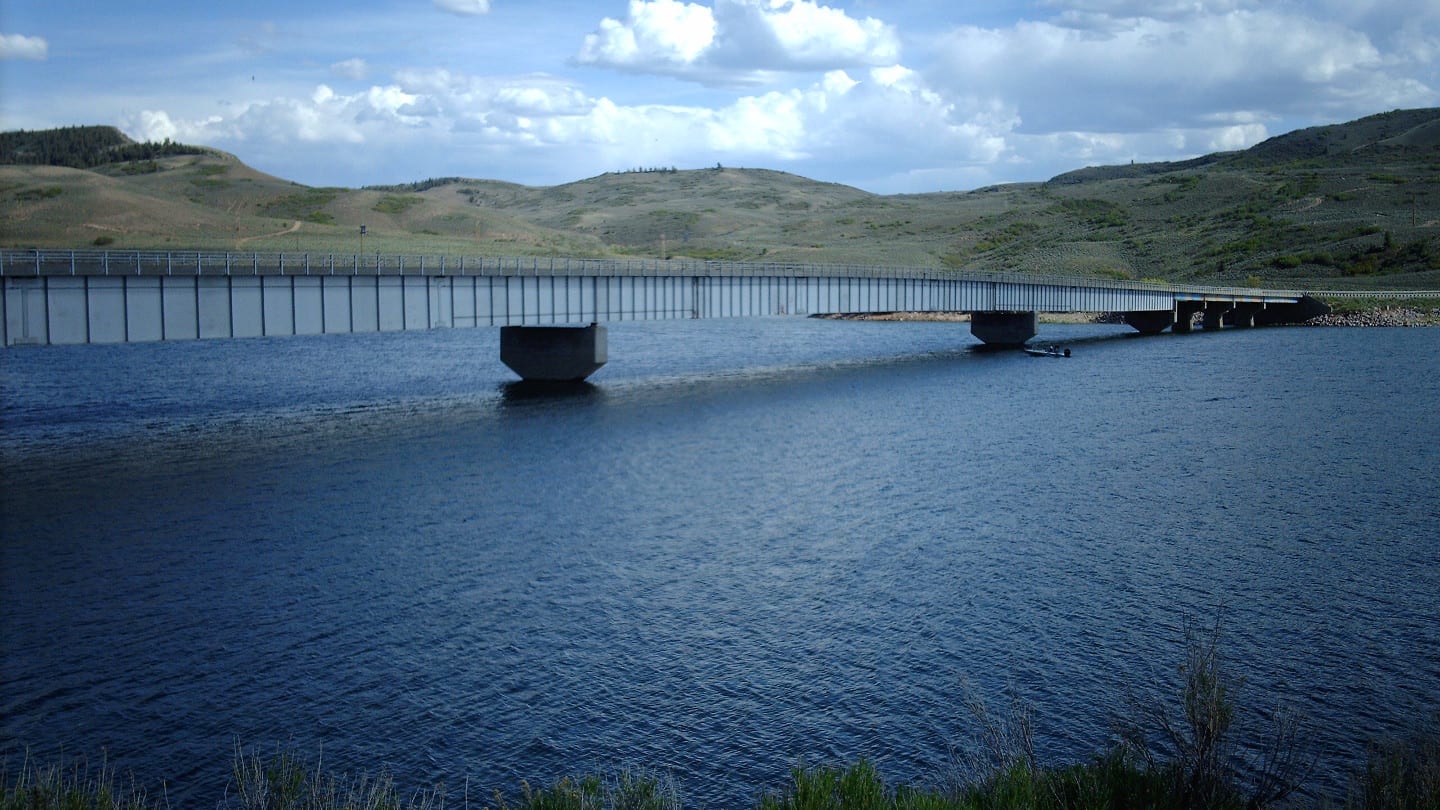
(817, 307, 1440, 327)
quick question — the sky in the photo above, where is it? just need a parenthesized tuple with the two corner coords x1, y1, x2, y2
(1, 0, 1437, 193)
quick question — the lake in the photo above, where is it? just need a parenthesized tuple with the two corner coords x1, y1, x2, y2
(2, 318, 1437, 807)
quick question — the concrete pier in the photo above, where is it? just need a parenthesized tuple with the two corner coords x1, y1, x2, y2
(1122, 310, 1176, 334)
(1173, 301, 1205, 333)
(1227, 303, 1264, 328)
(500, 324, 608, 382)
(1202, 302, 1233, 330)
(970, 311, 1037, 347)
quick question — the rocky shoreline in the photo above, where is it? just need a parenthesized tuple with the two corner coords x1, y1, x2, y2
(819, 307, 1440, 327)
(815, 311, 1105, 324)
(1303, 306, 1440, 327)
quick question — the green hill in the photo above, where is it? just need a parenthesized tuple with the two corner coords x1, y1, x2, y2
(3, 108, 1438, 289)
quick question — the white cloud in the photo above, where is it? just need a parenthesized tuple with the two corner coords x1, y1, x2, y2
(579, 0, 717, 69)
(109, 60, 1023, 190)
(577, 0, 899, 82)
(77, 0, 1439, 192)
(123, 109, 225, 144)
(330, 58, 369, 81)
(709, 0, 900, 69)
(122, 82, 426, 150)
(928, 7, 1432, 135)
(0, 33, 49, 60)
(434, 0, 491, 16)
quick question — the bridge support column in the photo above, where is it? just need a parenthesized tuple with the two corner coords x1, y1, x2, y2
(1227, 303, 1264, 328)
(970, 311, 1037, 347)
(500, 324, 607, 382)
(1122, 310, 1175, 335)
(1202, 302, 1232, 330)
(1173, 302, 1204, 333)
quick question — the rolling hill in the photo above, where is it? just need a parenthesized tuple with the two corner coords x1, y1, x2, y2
(2, 109, 1438, 290)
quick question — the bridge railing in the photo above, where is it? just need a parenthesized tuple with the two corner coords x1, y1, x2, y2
(0, 248, 1307, 300)
(1307, 290, 1440, 299)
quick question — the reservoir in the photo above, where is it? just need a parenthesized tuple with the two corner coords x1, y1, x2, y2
(2, 318, 1437, 807)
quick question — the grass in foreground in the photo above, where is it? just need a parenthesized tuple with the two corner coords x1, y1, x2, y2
(6, 622, 1439, 810)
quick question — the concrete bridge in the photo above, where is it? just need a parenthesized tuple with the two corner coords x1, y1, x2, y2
(1, 249, 1329, 380)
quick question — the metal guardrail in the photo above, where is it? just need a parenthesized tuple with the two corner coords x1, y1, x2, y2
(1307, 290, 1440, 299)
(0, 248, 1310, 300)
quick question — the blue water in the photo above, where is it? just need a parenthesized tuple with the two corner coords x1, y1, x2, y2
(2, 318, 1438, 807)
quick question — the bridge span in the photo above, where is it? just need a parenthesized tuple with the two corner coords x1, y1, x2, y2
(2, 249, 1327, 380)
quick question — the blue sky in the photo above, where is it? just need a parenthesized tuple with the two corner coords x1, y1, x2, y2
(2, 0, 1437, 193)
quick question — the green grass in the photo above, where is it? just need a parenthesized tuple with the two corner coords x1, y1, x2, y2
(5, 722, 1439, 810)
(14, 186, 63, 201)
(261, 188, 341, 221)
(0, 754, 158, 810)
(374, 195, 423, 215)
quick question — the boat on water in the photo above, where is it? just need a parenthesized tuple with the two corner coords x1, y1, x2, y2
(1024, 345, 1071, 358)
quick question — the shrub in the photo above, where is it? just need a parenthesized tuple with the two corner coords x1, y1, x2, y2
(1351, 711, 1440, 810)
(0, 754, 154, 810)
(373, 196, 423, 215)
(228, 745, 438, 810)
(14, 186, 62, 201)
(1117, 617, 1313, 810)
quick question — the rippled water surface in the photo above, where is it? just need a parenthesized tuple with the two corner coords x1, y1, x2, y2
(3, 319, 1438, 807)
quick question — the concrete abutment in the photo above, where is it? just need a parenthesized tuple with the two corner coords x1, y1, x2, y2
(1255, 295, 1331, 326)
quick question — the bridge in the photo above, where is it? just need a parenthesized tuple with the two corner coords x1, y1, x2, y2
(2, 249, 1330, 381)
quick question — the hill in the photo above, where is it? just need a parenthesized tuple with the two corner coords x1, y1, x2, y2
(3, 109, 1438, 289)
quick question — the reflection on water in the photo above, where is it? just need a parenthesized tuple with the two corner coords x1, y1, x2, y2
(499, 379, 604, 404)
(2, 320, 1438, 808)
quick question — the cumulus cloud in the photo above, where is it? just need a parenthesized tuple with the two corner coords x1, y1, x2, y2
(121, 82, 427, 150)
(330, 58, 369, 81)
(122, 109, 224, 144)
(110, 58, 1024, 191)
(93, 0, 1440, 192)
(579, 0, 717, 70)
(928, 7, 1429, 135)
(577, 0, 899, 81)
(0, 33, 48, 60)
(434, 0, 491, 15)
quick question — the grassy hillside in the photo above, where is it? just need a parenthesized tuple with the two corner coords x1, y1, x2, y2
(3, 109, 1438, 289)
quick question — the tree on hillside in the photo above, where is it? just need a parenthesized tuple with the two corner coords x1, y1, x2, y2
(0, 125, 207, 169)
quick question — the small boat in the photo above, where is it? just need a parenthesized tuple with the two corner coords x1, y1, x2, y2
(1024, 345, 1071, 358)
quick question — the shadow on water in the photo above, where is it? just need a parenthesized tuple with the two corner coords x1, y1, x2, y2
(498, 379, 605, 406)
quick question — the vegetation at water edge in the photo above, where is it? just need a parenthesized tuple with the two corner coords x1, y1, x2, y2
(4, 621, 1438, 810)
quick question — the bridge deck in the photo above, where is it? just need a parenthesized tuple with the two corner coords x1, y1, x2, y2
(3, 249, 1308, 347)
